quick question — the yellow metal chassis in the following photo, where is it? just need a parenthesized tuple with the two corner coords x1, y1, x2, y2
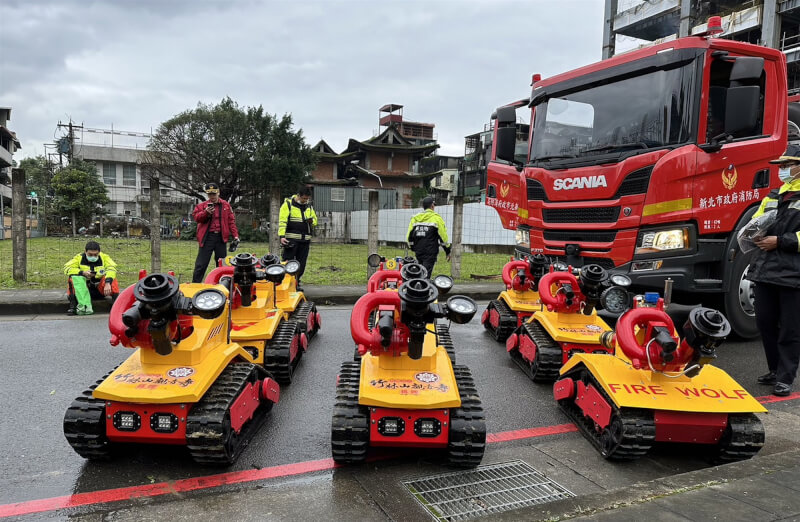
(560, 351, 767, 414)
(94, 283, 255, 404)
(359, 328, 461, 410)
(532, 308, 612, 344)
(498, 289, 541, 314)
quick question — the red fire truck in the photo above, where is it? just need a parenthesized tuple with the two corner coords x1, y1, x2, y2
(486, 18, 800, 338)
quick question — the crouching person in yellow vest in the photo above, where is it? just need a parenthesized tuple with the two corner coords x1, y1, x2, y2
(279, 186, 317, 290)
(64, 240, 119, 315)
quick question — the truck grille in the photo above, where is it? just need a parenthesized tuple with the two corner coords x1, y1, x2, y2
(527, 179, 547, 201)
(544, 230, 617, 243)
(584, 257, 616, 269)
(614, 165, 652, 197)
(544, 256, 616, 269)
(527, 165, 653, 203)
(542, 207, 620, 223)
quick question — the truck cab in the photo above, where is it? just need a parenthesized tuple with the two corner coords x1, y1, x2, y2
(487, 30, 789, 338)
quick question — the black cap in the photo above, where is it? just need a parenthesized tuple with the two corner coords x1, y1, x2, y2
(770, 143, 800, 165)
(204, 182, 220, 193)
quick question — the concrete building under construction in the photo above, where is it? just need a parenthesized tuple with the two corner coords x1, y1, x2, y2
(604, 0, 800, 93)
(0, 108, 21, 239)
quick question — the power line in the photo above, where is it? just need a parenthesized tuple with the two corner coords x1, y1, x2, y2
(56, 120, 84, 164)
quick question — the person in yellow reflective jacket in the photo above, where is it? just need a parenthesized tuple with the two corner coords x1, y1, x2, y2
(279, 186, 317, 289)
(407, 196, 451, 277)
(64, 240, 119, 315)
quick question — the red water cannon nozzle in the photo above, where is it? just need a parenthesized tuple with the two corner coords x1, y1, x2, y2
(538, 271, 585, 313)
(109, 273, 226, 354)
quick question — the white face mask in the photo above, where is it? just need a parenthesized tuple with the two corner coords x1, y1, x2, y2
(779, 167, 794, 183)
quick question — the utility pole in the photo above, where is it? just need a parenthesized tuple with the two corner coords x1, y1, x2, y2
(56, 120, 83, 163)
(269, 186, 281, 255)
(367, 190, 379, 279)
(451, 196, 464, 279)
(150, 170, 161, 273)
(68, 121, 74, 161)
(12, 168, 26, 282)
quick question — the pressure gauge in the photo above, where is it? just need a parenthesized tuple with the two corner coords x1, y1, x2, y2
(264, 264, 287, 284)
(432, 275, 454, 295)
(445, 295, 477, 324)
(284, 260, 301, 275)
(192, 289, 227, 319)
(367, 253, 383, 268)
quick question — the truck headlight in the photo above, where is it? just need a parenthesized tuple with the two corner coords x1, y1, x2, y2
(635, 228, 689, 254)
(515, 228, 530, 249)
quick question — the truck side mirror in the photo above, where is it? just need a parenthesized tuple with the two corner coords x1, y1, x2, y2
(724, 86, 760, 136)
(495, 105, 517, 163)
(730, 56, 764, 83)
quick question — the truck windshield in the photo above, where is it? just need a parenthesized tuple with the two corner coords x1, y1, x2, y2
(530, 62, 696, 162)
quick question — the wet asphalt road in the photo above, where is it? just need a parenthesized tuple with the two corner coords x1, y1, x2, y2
(0, 303, 782, 514)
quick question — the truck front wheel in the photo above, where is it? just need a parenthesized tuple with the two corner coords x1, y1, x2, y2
(723, 247, 759, 339)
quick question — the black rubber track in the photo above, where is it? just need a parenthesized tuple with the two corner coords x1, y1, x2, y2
(557, 366, 655, 460)
(264, 320, 301, 384)
(712, 413, 765, 463)
(290, 300, 320, 341)
(331, 361, 369, 464)
(483, 299, 517, 343)
(510, 320, 562, 382)
(63, 367, 118, 460)
(185, 362, 273, 465)
(447, 365, 486, 467)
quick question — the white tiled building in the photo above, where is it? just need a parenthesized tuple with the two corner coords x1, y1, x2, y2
(0, 108, 21, 239)
(73, 132, 195, 220)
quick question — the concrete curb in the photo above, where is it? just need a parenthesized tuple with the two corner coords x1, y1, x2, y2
(0, 283, 503, 316)
(480, 449, 800, 521)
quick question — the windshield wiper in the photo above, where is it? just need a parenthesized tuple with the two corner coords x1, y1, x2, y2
(534, 153, 578, 162)
(581, 142, 650, 155)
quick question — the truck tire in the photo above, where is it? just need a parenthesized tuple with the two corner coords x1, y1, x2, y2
(723, 243, 759, 339)
(721, 205, 761, 340)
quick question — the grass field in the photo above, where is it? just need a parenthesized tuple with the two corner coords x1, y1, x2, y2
(0, 237, 510, 289)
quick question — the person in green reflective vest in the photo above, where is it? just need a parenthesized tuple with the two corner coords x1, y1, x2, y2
(279, 185, 317, 289)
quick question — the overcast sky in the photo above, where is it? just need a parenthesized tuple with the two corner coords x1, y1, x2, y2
(2, 0, 606, 161)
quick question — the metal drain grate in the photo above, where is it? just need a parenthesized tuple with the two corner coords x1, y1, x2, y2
(404, 460, 574, 521)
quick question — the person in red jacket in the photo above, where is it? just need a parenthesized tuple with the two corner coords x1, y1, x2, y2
(192, 182, 239, 283)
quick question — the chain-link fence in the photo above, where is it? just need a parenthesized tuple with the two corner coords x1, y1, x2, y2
(1, 197, 516, 289)
(0, 235, 512, 289)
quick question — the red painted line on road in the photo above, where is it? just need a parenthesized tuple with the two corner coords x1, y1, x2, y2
(757, 390, 800, 404)
(487, 423, 578, 443)
(0, 458, 336, 518)
(2, 392, 798, 518)
(0, 421, 579, 518)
